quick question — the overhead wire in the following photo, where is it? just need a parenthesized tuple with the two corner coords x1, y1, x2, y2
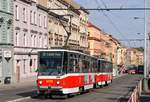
(98, 0, 133, 47)
(100, 0, 108, 8)
(94, 0, 131, 47)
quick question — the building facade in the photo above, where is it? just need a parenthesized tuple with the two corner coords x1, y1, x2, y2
(13, 0, 48, 82)
(88, 22, 124, 65)
(47, 0, 89, 51)
(88, 22, 103, 57)
(0, 0, 13, 84)
(79, 7, 89, 51)
(126, 48, 144, 66)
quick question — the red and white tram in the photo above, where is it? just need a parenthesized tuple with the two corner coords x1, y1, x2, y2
(37, 49, 113, 96)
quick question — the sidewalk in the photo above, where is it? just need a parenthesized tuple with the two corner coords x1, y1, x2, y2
(0, 76, 37, 91)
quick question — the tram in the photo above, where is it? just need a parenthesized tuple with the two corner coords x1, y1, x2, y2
(36, 49, 113, 96)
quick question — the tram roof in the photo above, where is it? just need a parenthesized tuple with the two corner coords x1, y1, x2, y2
(38, 49, 96, 58)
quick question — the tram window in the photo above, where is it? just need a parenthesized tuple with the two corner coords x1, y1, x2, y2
(63, 52, 68, 74)
(90, 60, 94, 73)
(82, 60, 90, 73)
(101, 61, 105, 72)
(93, 60, 97, 72)
(68, 58, 80, 73)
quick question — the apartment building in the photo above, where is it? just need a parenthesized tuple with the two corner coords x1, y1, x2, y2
(88, 22, 122, 64)
(126, 48, 144, 66)
(13, 0, 48, 82)
(0, 0, 13, 84)
(79, 7, 89, 51)
(47, 0, 89, 51)
(117, 46, 127, 66)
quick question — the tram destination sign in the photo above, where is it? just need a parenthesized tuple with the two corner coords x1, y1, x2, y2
(40, 52, 62, 58)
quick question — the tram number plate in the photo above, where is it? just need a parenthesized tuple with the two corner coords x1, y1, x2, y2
(46, 80, 53, 83)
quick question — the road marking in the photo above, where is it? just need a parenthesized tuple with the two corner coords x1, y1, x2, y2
(7, 97, 31, 102)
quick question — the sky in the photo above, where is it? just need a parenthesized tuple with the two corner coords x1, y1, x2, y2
(75, 0, 150, 48)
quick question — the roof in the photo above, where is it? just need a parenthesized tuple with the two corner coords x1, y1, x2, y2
(38, 49, 96, 58)
(61, 0, 81, 15)
(80, 6, 89, 14)
(63, 0, 80, 9)
(88, 22, 102, 31)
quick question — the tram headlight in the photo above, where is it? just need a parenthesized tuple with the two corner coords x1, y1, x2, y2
(56, 81, 60, 85)
(39, 80, 43, 85)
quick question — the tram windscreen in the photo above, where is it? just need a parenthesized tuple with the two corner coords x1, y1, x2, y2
(38, 52, 63, 75)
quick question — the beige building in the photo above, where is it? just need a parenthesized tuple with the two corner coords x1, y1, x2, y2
(79, 7, 89, 51)
(126, 48, 144, 66)
(117, 46, 127, 66)
(46, 0, 89, 51)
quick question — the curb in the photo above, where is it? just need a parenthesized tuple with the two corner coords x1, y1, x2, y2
(0, 77, 37, 91)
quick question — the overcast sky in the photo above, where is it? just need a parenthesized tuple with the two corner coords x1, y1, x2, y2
(75, 0, 150, 48)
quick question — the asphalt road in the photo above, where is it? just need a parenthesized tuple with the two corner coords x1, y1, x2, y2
(0, 74, 143, 102)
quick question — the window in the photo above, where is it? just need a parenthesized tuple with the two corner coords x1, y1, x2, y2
(39, 14, 41, 27)
(31, 35, 33, 47)
(55, 34, 58, 45)
(30, 10, 32, 24)
(39, 36, 41, 47)
(34, 12, 36, 24)
(15, 5, 19, 20)
(34, 35, 36, 47)
(59, 35, 63, 46)
(23, 59, 26, 74)
(44, 35, 47, 47)
(23, 33, 27, 46)
(68, 54, 80, 73)
(38, 52, 63, 75)
(41, 36, 44, 47)
(33, 59, 36, 72)
(44, 16, 47, 28)
(15, 32, 19, 46)
(23, 8, 27, 22)
(82, 59, 90, 73)
(30, 59, 32, 72)
(7, 0, 11, 12)
(49, 33, 53, 45)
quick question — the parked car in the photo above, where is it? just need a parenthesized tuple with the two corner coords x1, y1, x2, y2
(127, 65, 137, 74)
(127, 68, 137, 74)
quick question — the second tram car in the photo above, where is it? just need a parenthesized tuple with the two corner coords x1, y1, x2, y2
(37, 49, 113, 96)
